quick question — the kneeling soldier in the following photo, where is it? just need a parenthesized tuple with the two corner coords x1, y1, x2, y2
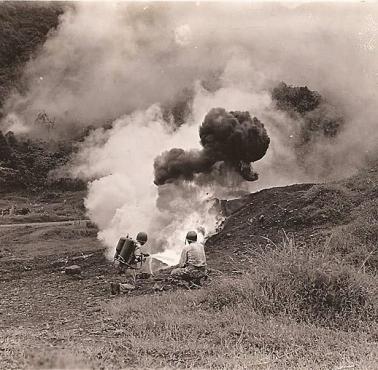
(111, 231, 150, 294)
(170, 231, 207, 286)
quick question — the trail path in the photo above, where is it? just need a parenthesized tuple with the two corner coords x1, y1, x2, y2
(0, 219, 90, 228)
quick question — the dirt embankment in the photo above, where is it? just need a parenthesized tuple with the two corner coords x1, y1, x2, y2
(207, 164, 378, 271)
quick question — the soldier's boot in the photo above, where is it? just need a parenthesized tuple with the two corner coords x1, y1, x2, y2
(188, 281, 201, 289)
(110, 282, 120, 295)
(119, 283, 136, 292)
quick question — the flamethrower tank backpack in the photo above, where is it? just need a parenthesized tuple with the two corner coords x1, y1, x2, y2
(114, 237, 126, 260)
(115, 237, 137, 266)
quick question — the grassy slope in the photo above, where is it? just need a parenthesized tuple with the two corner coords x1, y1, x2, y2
(103, 163, 377, 369)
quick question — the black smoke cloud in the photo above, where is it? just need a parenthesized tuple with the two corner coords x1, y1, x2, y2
(154, 108, 270, 185)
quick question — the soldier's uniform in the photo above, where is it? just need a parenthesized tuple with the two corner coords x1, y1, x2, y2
(111, 232, 150, 294)
(171, 241, 207, 283)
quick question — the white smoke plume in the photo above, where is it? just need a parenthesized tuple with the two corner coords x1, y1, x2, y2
(2, 2, 378, 262)
(70, 104, 220, 263)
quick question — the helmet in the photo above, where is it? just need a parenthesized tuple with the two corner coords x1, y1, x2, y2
(186, 231, 197, 242)
(136, 231, 148, 244)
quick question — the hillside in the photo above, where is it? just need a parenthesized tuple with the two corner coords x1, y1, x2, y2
(0, 163, 377, 368)
(0, 2, 63, 113)
(208, 162, 378, 272)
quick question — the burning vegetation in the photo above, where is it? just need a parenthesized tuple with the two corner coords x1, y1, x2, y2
(154, 108, 270, 186)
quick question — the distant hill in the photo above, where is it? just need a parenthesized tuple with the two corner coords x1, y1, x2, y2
(0, 2, 63, 115)
(0, 130, 85, 193)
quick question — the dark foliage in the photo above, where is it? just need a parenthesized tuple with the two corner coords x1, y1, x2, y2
(272, 82, 321, 114)
(0, 130, 12, 165)
(0, 130, 85, 193)
(272, 82, 344, 146)
(0, 2, 63, 112)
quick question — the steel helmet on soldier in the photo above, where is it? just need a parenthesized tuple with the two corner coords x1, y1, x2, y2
(186, 231, 197, 242)
(136, 231, 148, 244)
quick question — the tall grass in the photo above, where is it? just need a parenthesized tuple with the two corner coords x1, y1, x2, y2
(3, 233, 377, 369)
(95, 234, 378, 369)
(201, 235, 377, 329)
(102, 288, 376, 369)
(326, 198, 378, 271)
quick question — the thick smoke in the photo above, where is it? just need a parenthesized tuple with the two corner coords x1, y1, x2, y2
(2, 2, 377, 262)
(272, 82, 344, 144)
(270, 82, 346, 178)
(154, 108, 270, 185)
(68, 104, 220, 264)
